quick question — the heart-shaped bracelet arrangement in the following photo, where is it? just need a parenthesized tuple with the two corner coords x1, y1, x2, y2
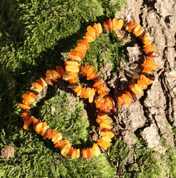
(18, 18, 159, 159)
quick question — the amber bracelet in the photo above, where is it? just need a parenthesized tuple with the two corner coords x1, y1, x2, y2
(18, 18, 159, 159)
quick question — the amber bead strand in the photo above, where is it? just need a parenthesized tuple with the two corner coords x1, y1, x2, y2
(18, 64, 114, 159)
(18, 18, 159, 159)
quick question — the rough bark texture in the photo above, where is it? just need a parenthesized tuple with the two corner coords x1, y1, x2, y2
(114, 0, 176, 154)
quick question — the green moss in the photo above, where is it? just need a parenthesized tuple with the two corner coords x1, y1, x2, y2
(109, 137, 167, 178)
(82, 30, 127, 74)
(38, 90, 90, 145)
(0, 135, 116, 177)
